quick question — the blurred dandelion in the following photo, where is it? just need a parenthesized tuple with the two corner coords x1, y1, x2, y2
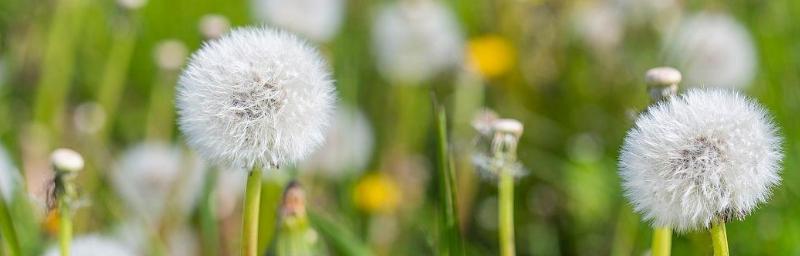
(252, 0, 344, 42)
(466, 35, 515, 79)
(116, 0, 147, 11)
(572, 2, 623, 53)
(72, 102, 106, 135)
(49, 148, 84, 256)
(372, 0, 463, 84)
(353, 173, 400, 214)
(154, 40, 188, 71)
(199, 14, 231, 40)
(43, 235, 136, 256)
(302, 105, 373, 179)
(664, 13, 757, 89)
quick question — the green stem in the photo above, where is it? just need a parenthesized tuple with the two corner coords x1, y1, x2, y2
(498, 168, 515, 256)
(242, 167, 263, 256)
(710, 219, 729, 256)
(651, 227, 672, 256)
(0, 197, 20, 256)
(58, 197, 72, 256)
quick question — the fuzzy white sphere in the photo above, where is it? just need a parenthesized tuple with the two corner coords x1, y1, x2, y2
(178, 27, 335, 170)
(252, 0, 344, 42)
(111, 142, 206, 224)
(50, 148, 84, 173)
(620, 89, 782, 232)
(372, 0, 463, 84)
(664, 13, 757, 89)
(43, 235, 136, 256)
(301, 105, 374, 178)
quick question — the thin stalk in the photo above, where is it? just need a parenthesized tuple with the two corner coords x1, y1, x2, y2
(433, 101, 464, 256)
(199, 169, 220, 256)
(58, 198, 72, 256)
(0, 197, 20, 256)
(651, 227, 672, 256)
(710, 219, 729, 256)
(242, 167, 263, 256)
(498, 167, 515, 256)
(257, 177, 286, 255)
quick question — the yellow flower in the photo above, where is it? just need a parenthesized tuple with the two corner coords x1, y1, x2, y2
(352, 173, 400, 213)
(466, 35, 516, 78)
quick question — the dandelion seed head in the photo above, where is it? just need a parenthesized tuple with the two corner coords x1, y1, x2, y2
(177, 27, 335, 170)
(302, 105, 373, 178)
(620, 88, 782, 232)
(252, 0, 344, 42)
(372, 0, 463, 84)
(664, 13, 757, 89)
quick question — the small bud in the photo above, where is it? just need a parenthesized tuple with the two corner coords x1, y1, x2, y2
(645, 67, 681, 102)
(492, 119, 523, 137)
(51, 148, 84, 173)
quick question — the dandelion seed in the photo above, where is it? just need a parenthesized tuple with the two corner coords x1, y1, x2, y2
(372, 0, 463, 84)
(177, 27, 335, 170)
(251, 0, 344, 42)
(664, 13, 757, 89)
(620, 88, 782, 232)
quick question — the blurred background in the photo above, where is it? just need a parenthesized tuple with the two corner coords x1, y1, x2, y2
(0, 0, 798, 255)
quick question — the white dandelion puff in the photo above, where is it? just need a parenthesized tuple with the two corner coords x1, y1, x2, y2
(73, 102, 107, 135)
(251, 0, 345, 42)
(301, 104, 374, 178)
(620, 88, 782, 232)
(110, 142, 206, 224)
(50, 148, 84, 173)
(663, 13, 757, 89)
(43, 235, 136, 256)
(372, 0, 463, 84)
(572, 2, 623, 52)
(177, 27, 335, 170)
(199, 14, 231, 40)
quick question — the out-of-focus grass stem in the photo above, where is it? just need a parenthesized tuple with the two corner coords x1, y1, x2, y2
(433, 100, 464, 256)
(0, 197, 20, 256)
(97, 18, 138, 141)
(146, 70, 178, 141)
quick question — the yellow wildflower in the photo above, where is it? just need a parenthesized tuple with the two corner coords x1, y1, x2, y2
(466, 35, 515, 78)
(353, 173, 400, 213)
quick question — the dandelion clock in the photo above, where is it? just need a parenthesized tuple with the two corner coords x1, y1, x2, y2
(176, 27, 335, 256)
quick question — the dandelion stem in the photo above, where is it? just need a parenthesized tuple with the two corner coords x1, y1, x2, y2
(0, 197, 20, 256)
(710, 219, 729, 256)
(498, 167, 515, 256)
(58, 196, 72, 256)
(242, 167, 263, 256)
(651, 227, 671, 256)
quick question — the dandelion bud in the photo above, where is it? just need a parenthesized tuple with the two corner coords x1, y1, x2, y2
(50, 148, 84, 173)
(199, 14, 230, 40)
(645, 67, 681, 102)
(177, 27, 335, 170)
(620, 89, 782, 232)
(154, 40, 188, 71)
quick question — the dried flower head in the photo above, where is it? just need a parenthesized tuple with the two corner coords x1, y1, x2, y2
(664, 12, 757, 89)
(472, 116, 526, 181)
(50, 148, 84, 173)
(111, 142, 206, 224)
(154, 39, 188, 71)
(199, 14, 231, 40)
(178, 27, 335, 170)
(44, 235, 136, 256)
(620, 89, 782, 232)
(372, 0, 463, 84)
(252, 0, 344, 42)
(301, 105, 374, 178)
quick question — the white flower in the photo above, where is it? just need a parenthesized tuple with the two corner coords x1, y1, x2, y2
(199, 14, 231, 40)
(43, 235, 136, 256)
(50, 148, 84, 173)
(372, 0, 463, 84)
(177, 27, 335, 169)
(0, 146, 21, 202)
(620, 89, 782, 232)
(301, 105, 373, 178)
(663, 13, 757, 89)
(251, 0, 344, 42)
(110, 142, 206, 224)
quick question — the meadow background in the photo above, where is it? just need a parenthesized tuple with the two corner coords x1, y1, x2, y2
(0, 0, 798, 255)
